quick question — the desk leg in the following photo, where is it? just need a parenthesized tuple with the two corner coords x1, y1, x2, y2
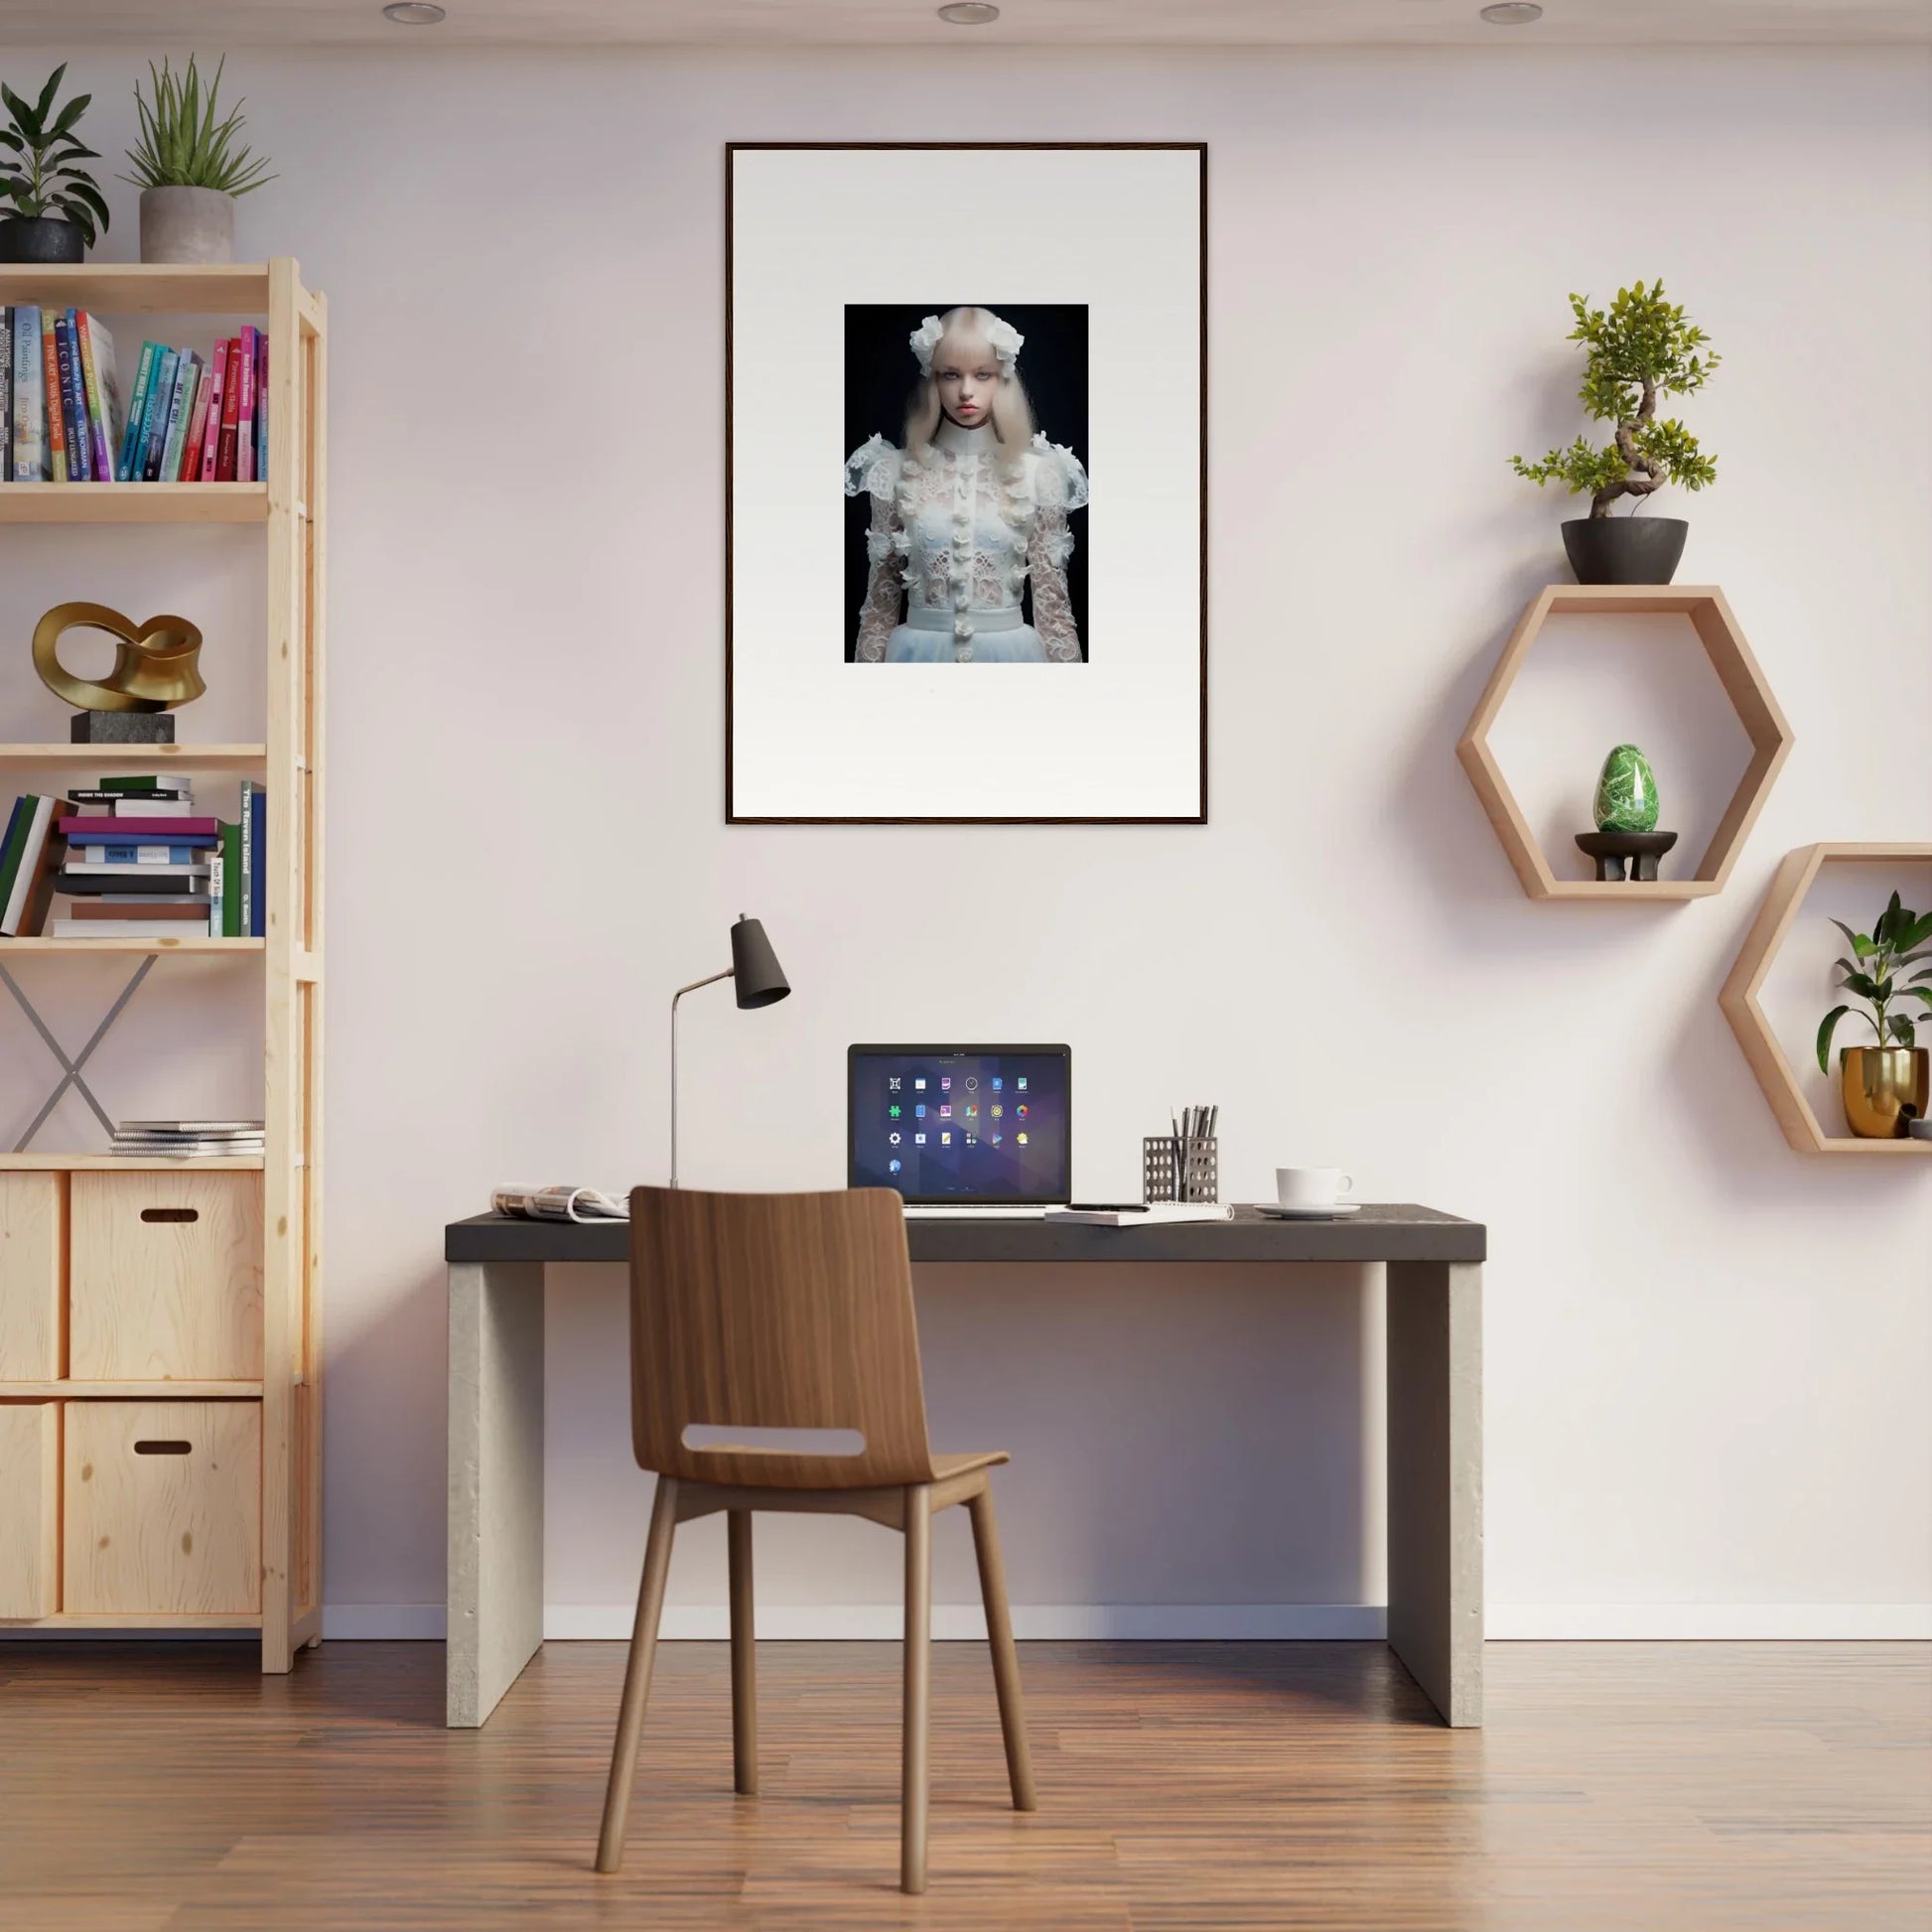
(1385, 1260, 1482, 1726)
(448, 1260, 546, 1727)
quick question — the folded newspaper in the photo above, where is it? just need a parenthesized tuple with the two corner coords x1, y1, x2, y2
(491, 1184, 630, 1224)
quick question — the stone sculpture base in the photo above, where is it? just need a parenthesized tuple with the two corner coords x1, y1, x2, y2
(70, 711, 175, 744)
(1575, 829, 1679, 882)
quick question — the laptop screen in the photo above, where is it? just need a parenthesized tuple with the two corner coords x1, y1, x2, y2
(848, 1044, 1071, 1204)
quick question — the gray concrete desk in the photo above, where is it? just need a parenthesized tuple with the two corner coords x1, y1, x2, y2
(444, 1203, 1484, 1729)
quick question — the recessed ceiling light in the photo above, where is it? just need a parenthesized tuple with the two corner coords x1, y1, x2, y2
(938, 3, 1001, 23)
(1479, 2, 1543, 21)
(382, 2, 447, 22)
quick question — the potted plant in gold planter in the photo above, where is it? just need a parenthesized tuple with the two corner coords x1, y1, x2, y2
(123, 56, 274, 265)
(1817, 893, 1932, 1138)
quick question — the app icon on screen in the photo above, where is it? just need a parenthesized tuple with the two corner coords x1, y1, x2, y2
(889, 1104, 901, 1118)
(941, 1132, 952, 1146)
(991, 1104, 1003, 1119)
(1016, 1104, 1029, 1119)
(915, 1104, 926, 1119)
(965, 1135, 977, 1146)
(965, 1076, 978, 1090)
(940, 1076, 952, 1091)
(889, 1076, 901, 1091)
(964, 1105, 977, 1119)
(914, 1077, 926, 1090)
(914, 1133, 926, 1145)
(889, 1158, 902, 1173)
(991, 1076, 1003, 1091)
(1017, 1076, 1028, 1090)
(939, 1105, 951, 1118)
(990, 1132, 1003, 1146)
(1017, 1132, 1028, 1145)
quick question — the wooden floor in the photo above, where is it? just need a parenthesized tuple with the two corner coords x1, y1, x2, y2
(0, 1640, 1925, 1930)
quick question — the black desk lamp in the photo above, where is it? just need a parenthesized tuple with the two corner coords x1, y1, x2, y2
(668, 914, 790, 1186)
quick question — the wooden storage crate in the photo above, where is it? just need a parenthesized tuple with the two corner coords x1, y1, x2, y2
(0, 1173, 64, 1380)
(69, 1172, 263, 1382)
(0, 1403, 60, 1618)
(64, 1401, 261, 1615)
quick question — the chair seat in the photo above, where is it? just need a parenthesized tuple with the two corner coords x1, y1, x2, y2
(930, 1450, 1009, 1481)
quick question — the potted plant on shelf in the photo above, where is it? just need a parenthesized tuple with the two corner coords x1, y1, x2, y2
(1511, 281, 1719, 586)
(1817, 892, 1932, 1138)
(0, 66, 110, 264)
(123, 56, 274, 265)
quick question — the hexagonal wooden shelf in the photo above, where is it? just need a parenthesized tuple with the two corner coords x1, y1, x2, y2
(1720, 842, 1932, 1158)
(1456, 585, 1794, 900)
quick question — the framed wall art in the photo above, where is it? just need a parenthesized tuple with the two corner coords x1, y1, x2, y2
(726, 142, 1207, 824)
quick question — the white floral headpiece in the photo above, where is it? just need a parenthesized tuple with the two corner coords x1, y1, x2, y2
(909, 311, 1025, 378)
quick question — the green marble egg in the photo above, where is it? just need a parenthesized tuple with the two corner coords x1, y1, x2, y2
(1594, 744, 1660, 833)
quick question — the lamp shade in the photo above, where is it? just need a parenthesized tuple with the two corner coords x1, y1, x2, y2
(730, 915, 790, 1009)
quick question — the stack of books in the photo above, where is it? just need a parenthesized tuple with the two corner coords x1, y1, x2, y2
(2, 308, 266, 485)
(0, 775, 267, 939)
(111, 1119, 265, 1160)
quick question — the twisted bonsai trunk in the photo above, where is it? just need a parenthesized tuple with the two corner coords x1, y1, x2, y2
(1589, 376, 1665, 517)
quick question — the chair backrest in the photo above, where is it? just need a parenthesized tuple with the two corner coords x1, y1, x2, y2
(626, 1185, 937, 1490)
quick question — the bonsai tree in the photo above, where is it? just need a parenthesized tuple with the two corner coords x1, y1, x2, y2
(1512, 281, 1718, 518)
(1817, 892, 1932, 1071)
(0, 65, 110, 246)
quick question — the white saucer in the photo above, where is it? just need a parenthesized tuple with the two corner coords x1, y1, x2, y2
(1251, 1201, 1361, 1219)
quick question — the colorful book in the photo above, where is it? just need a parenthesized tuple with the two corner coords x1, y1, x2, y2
(55, 312, 89, 481)
(249, 784, 266, 937)
(158, 351, 200, 485)
(72, 844, 207, 864)
(117, 341, 160, 480)
(75, 312, 119, 483)
(0, 796, 30, 907)
(254, 331, 268, 480)
(137, 347, 179, 483)
(67, 898, 211, 920)
(0, 308, 12, 479)
(179, 361, 211, 481)
(216, 339, 242, 481)
(1, 795, 61, 935)
(235, 326, 258, 484)
(12, 307, 44, 480)
(198, 340, 228, 481)
(61, 815, 219, 840)
(219, 821, 241, 936)
(40, 313, 66, 483)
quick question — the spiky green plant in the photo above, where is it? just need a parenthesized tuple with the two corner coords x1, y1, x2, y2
(1512, 281, 1719, 518)
(1817, 892, 1932, 1071)
(122, 56, 275, 198)
(0, 65, 110, 245)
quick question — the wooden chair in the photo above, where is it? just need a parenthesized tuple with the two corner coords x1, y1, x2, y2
(595, 1184, 1037, 1894)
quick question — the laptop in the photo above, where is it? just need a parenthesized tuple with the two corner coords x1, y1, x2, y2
(848, 1044, 1071, 1217)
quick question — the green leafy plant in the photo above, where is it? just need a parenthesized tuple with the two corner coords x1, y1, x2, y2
(1512, 281, 1719, 518)
(0, 65, 110, 245)
(1816, 892, 1932, 1071)
(122, 56, 275, 198)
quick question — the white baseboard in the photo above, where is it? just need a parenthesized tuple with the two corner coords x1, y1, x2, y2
(307, 1602, 1932, 1643)
(1487, 1603, 1932, 1640)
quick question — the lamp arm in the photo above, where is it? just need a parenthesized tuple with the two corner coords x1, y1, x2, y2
(668, 968, 735, 1188)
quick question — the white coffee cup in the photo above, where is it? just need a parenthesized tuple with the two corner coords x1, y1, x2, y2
(1276, 1167, 1353, 1210)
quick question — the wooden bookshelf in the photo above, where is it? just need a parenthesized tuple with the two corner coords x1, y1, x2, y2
(0, 261, 326, 1673)
(0, 483, 267, 524)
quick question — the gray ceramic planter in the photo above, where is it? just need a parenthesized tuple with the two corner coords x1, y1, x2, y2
(139, 186, 236, 265)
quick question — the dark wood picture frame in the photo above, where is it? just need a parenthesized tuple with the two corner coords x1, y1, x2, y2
(725, 141, 1208, 826)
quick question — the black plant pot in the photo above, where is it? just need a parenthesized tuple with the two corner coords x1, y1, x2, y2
(0, 215, 86, 264)
(1561, 516, 1688, 586)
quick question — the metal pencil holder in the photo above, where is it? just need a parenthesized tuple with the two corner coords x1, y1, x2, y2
(1143, 1135, 1218, 1205)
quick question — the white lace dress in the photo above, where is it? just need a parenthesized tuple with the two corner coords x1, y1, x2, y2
(843, 417, 1089, 663)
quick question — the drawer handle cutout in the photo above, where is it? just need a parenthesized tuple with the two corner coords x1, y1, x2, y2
(133, 1440, 193, 1455)
(140, 1207, 200, 1224)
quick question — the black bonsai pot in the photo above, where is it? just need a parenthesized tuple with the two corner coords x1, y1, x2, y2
(0, 215, 86, 264)
(1562, 516, 1688, 586)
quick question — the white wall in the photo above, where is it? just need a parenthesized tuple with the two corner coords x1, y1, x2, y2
(3, 44, 1928, 1640)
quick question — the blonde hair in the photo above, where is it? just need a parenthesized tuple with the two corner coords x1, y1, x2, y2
(903, 307, 1035, 475)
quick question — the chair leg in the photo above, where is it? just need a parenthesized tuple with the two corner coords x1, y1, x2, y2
(595, 1474, 680, 1873)
(728, 1509, 758, 1796)
(967, 1484, 1037, 1812)
(901, 1483, 933, 1895)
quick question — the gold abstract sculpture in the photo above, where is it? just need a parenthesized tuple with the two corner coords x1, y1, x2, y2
(33, 602, 206, 714)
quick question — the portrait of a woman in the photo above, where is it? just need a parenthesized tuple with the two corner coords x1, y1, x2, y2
(843, 306, 1090, 664)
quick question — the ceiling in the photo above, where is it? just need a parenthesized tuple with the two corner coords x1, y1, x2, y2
(5, 1, 1929, 48)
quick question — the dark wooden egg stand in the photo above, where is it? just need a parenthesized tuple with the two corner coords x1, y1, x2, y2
(1575, 829, 1679, 883)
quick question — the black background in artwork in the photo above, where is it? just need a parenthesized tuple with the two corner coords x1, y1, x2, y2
(843, 305, 1089, 662)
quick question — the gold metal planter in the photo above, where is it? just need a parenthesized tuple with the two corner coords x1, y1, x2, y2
(1840, 1046, 1930, 1139)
